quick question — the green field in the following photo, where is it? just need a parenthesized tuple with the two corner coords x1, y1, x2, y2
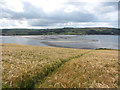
(2, 44, 118, 88)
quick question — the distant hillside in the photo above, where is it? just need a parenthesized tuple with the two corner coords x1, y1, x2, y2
(2, 27, 119, 35)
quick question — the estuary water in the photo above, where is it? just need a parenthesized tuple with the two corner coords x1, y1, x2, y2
(1, 35, 119, 49)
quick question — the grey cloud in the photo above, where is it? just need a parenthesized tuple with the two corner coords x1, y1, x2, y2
(1, 1, 118, 28)
(2, 2, 97, 21)
(103, 2, 118, 9)
(1, 2, 46, 19)
(28, 11, 97, 27)
(98, 2, 118, 13)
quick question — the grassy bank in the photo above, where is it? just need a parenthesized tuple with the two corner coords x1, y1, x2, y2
(2, 44, 118, 88)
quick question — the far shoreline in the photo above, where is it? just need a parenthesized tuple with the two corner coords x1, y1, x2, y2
(1, 43, 118, 51)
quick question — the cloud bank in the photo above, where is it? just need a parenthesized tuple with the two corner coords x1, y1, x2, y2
(0, 0, 118, 28)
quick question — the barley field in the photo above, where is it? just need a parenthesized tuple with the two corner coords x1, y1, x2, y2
(40, 50, 118, 88)
(2, 43, 118, 88)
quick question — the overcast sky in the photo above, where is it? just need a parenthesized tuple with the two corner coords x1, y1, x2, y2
(0, 0, 119, 29)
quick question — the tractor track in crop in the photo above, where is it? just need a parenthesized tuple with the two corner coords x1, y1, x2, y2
(35, 50, 93, 88)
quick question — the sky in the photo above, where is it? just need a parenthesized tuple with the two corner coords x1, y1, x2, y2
(0, 0, 119, 29)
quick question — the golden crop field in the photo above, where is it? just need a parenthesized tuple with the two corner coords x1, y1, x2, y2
(40, 50, 118, 88)
(2, 43, 118, 88)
